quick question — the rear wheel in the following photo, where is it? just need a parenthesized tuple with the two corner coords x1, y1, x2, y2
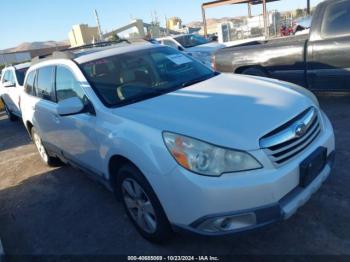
(3, 102, 18, 121)
(31, 127, 61, 167)
(242, 67, 268, 77)
(116, 163, 173, 243)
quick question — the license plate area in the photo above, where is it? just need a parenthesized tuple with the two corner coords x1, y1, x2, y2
(300, 147, 327, 188)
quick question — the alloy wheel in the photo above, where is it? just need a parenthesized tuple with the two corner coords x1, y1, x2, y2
(33, 132, 48, 163)
(122, 178, 157, 234)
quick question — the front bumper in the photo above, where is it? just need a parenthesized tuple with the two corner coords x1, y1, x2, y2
(151, 111, 335, 235)
(174, 151, 335, 236)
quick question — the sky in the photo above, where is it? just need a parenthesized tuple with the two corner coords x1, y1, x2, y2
(0, 0, 325, 50)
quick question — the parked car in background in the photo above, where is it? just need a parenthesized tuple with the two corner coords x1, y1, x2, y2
(294, 16, 312, 35)
(0, 62, 30, 120)
(158, 34, 225, 67)
(213, 0, 350, 91)
(22, 42, 334, 243)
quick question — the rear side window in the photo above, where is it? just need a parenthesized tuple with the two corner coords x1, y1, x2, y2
(36, 66, 55, 101)
(15, 67, 28, 86)
(55, 66, 86, 102)
(322, 0, 350, 37)
(24, 71, 36, 95)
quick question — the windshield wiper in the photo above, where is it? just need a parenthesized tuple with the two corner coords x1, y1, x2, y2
(181, 73, 218, 88)
(112, 89, 170, 108)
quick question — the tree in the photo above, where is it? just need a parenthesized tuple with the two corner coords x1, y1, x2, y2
(110, 33, 120, 42)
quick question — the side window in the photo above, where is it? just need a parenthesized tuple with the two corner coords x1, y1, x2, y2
(24, 71, 36, 96)
(7, 71, 15, 85)
(163, 40, 179, 49)
(55, 66, 86, 102)
(36, 66, 55, 101)
(2, 70, 15, 84)
(322, 0, 350, 37)
(15, 67, 28, 86)
(1, 71, 9, 83)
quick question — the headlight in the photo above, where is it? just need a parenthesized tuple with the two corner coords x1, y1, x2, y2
(163, 132, 262, 176)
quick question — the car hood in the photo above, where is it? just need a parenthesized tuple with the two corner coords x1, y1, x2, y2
(114, 74, 316, 150)
(186, 42, 225, 53)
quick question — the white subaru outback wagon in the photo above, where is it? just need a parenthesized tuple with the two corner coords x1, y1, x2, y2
(21, 42, 335, 242)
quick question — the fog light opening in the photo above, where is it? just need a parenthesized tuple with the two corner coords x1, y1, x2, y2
(197, 213, 257, 233)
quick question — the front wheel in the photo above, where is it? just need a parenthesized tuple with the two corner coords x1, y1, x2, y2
(117, 164, 173, 243)
(3, 101, 18, 121)
(31, 127, 61, 167)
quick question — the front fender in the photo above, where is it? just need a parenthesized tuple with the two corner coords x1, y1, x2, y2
(102, 126, 177, 182)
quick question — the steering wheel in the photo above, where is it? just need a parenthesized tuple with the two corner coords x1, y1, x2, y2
(116, 82, 149, 101)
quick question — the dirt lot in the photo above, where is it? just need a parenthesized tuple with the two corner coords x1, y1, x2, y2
(0, 94, 349, 255)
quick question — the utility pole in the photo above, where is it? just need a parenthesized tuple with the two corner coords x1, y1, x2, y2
(307, 0, 311, 15)
(248, 3, 252, 17)
(202, 6, 207, 37)
(165, 15, 169, 36)
(94, 9, 104, 41)
(262, 0, 268, 38)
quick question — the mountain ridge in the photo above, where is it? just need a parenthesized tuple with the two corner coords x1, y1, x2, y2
(2, 40, 69, 53)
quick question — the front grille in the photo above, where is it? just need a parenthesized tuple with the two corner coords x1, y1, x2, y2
(260, 107, 321, 165)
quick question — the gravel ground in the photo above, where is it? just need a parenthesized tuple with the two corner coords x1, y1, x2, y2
(0, 94, 349, 255)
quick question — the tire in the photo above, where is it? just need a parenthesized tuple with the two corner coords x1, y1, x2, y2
(116, 163, 173, 243)
(31, 127, 61, 167)
(242, 67, 268, 77)
(3, 101, 18, 121)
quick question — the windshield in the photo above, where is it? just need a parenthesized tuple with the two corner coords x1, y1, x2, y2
(174, 34, 209, 48)
(15, 67, 29, 86)
(81, 46, 216, 107)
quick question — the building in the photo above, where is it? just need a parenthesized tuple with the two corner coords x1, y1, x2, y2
(199, 22, 220, 35)
(69, 24, 100, 47)
(0, 51, 31, 65)
(166, 17, 182, 30)
(0, 45, 69, 66)
(104, 19, 180, 40)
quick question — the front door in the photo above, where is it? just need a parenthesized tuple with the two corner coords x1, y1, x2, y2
(54, 65, 102, 175)
(1, 70, 18, 114)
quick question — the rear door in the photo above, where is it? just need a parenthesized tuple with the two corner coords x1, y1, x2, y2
(308, 0, 350, 90)
(32, 66, 58, 148)
(22, 70, 38, 124)
(14, 67, 29, 115)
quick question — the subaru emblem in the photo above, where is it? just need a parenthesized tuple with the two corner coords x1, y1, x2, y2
(295, 123, 307, 137)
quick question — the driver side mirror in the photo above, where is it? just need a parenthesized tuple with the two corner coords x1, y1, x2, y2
(3, 81, 15, 88)
(57, 97, 85, 116)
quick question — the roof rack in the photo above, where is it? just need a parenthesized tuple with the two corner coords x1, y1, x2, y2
(31, 51, 75, 65)
(63, 39, 130, 52)
(30, 39, 130, 65)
